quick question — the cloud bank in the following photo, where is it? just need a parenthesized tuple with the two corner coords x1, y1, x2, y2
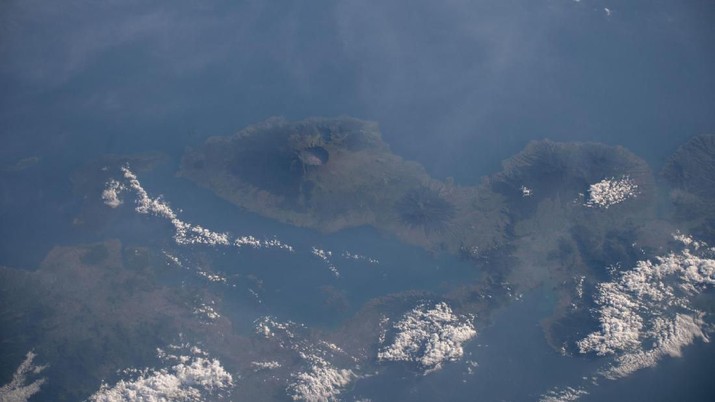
(577, 234, 714, 379)
(88, 345, 233, 402)
(378, 302, 477, 374)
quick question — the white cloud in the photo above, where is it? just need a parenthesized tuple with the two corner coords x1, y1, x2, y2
(341, 251, 379, 264)
(310, 247, 381, 278)
(577, 234, 714, 379)
(287, 356, 356, 402)
(196, 270, 228, 284)
(583, 175, 639, 209)
(520, 185, 533, 197)
(465, 360, 479, 375)
(575, 275, 585, 299)
(251, 361, 282, 371)
(162, 250, 233, 287)
(193, 302, 221, 321)
(378, 302, 477, 374)
(539, 386, 588, 402)
(105, 166, 294, 251)
(0, 351, 47, 402)
(88, 346, 233, 402)
(101, 179, 125, 208)
(311, 247, 339, 278)
(255, 316, 304, 340)
(254, 317, 359, 401)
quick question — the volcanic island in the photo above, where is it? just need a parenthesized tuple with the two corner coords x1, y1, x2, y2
(179, 117, 656, 264)
(178, 117, 514, 255)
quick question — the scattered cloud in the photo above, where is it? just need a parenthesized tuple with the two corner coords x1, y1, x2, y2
(310, 247, 381, 278)
(464, 360, 479, 375)
(378, 302, 477, 374)
(162, 250, 233, 287)
(539, 386, 589, 402)
(583, 175, 639, 209)
(255, 316, 304, 340)
(287, 355, 356, 402)
(193, 301, 221, 321)
(575, 275, 585, 299)
(341, 251, 380, 265)
(251, 361, 282, 371)
(196, 270, 229, 284)
(254, 317, 359, 401)
(88, 345, 233, 402)
(311, 247, 340, 278)
(577, 234, 714, 379)
(0, 351, 47, 402)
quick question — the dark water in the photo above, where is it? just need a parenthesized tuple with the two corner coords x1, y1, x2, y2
(1, 0, 714, 400)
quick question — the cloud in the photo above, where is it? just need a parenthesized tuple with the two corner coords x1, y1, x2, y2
(255, 316, 304, 340)
(311, 247, 340, 278)
(101, 179, 125, 208)
(193, 301, 221, 321)
(104, 166, 294, 251)
(583, 175, 639, 209)
(287, 356, 356, 402)
(120, 166, 230, 246)
(520, 185, 533, 197)
(88, 345, 233, 402)
(309, 246, 381, 278)
(378, 302, 477, 374)
(577, 234, 714, 379)
(107, 166, 388, 291)
(0, 351, 47, 402)
(539, 386, 588, 402)
(251, 361, 282, 371)
(341, 251, 379, 264)
(162, 250, 236, 289)
(254, 316, 359, 401)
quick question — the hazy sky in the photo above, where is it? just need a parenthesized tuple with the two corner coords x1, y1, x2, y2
(1, 0, 713, 180)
